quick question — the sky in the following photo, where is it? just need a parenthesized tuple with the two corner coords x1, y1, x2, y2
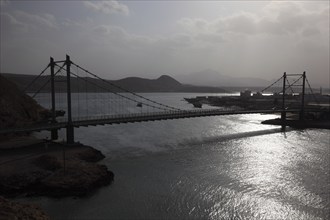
(0, 0, 329, 87)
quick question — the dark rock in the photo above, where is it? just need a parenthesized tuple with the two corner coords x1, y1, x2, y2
(0, 142, 114, 198)
(75, 146, 105, 162)
(0, 171, 50, 196)
(39, 162, 114, 197)
(0, 196, 50, 220)
(262, 118, 330, 129)
(0, 75, 46, 131)
(33, 155, 62, 171)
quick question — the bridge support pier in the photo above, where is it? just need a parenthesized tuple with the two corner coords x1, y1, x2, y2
(66, 125, 74, 145)
(51, 129, 59, 141)
(281, 112, 286, 131)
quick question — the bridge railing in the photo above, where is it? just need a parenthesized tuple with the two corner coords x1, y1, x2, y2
(1, 107, 327, 135)
(56, 108, 289, 123)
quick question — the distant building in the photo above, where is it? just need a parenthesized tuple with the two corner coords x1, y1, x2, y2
(252, 92, 263, 98)
(240, 90, 252, 98)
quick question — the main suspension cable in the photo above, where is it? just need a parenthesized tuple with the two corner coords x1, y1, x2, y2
(305, 77, 320, 105)
(286, 78, 295, 94)
(23, 63, 50, 92)
(31, 62, 66, 98)
(259, 76, 283, 93)
(55, 63, 172, 112)
(69, 71, 170, 112)
(70, 61, 181, 111)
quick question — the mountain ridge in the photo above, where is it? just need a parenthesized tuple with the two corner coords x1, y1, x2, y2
(177, 69, 270, 87)
(1, 73, 227, 93)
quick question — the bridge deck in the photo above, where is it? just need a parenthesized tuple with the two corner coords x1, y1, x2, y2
(0, 109, 303, 135)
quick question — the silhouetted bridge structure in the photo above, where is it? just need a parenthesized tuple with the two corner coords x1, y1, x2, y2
(1, 55, 324, 143)
(0, 109, 305, 135)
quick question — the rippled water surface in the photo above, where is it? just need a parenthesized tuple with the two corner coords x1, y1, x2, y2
(24, 93, 330, 219)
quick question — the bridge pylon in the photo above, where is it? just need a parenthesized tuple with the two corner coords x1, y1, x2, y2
(281, 72, 287, 131)
(49, 55, 74, 144)
(281, 71, 307, 130)
(299, 71, 306, 120)
(65, 55, 74, 144)
(50, 57, 58, 140)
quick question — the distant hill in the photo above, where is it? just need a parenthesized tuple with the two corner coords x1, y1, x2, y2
(177, 69, 270, 87)
(114, 75, 182, 92)
(0, 73, 227, 93)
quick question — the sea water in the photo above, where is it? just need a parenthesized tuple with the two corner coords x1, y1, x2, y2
(21, 93, 329, 219)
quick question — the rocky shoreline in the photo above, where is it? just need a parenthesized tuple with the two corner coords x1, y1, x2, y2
(0, 196, 50, 220)
(0, 75, 115, 218)
(0, 141, 114, 218)
(262, 118, 330, 129)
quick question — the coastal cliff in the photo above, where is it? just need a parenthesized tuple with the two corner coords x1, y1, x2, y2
(0, 74, 47, 133)
(0, 142, 114, 197)
(0, 75, 114, 219)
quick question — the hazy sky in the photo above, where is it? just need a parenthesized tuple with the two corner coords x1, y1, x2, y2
(1, 1, 329, 87)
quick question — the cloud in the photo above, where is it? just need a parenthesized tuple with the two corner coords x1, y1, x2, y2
(220, 13, 258, 35)
(0, 12, 27, 33)
(92, 24, 154, 51)
(0, 1, 328, 86)
(179, 2, 328, 39)
(17, 11, 57, 29)
(0, 0, 10, 7)
(1, 10, 58, 34)
(93, 24, 194, 52)
(301, 27, 321, 37)
(84, 1, 129, 15)
(178, 18, 210, 33)
(93, 24, 111, 35)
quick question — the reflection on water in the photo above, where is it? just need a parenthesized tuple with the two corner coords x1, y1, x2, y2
(25, 93, 330, 220)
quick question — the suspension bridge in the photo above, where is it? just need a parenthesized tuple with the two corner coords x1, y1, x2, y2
(0, 55, 324, 144)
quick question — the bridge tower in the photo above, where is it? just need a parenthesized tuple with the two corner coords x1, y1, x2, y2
(66, 55, 74, 144)
(281, 72, 287, 130)
(281, 71, 307, 130)
(50, 57, 58, 140)
(49, 55, 74, 144)
(299, 71, 306, 120)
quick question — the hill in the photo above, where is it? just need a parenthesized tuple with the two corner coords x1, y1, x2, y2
(1, 73, 226, 93)
(0, 75, 47, 133)
(177, 69, 270, 87)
